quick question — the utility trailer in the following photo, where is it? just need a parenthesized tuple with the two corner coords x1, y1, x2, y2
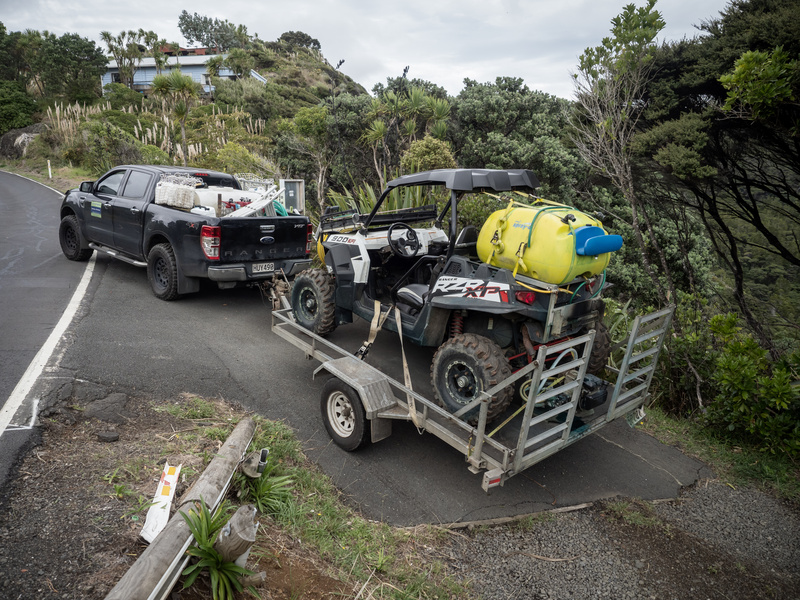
(272, 305, 674, 491)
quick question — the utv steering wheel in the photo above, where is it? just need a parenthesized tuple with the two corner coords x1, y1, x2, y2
(387, 223, 421, 258)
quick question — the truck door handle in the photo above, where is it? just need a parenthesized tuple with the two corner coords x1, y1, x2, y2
(130, 207, 140, 214)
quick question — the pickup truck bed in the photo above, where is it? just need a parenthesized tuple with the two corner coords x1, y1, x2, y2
(58, 165, 312, 300)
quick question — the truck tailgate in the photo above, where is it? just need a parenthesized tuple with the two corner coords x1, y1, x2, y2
(217, 216, 309, 263)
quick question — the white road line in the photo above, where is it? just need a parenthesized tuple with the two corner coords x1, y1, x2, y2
(0, 255, 96, 437)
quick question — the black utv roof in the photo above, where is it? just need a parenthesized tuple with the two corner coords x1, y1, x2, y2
(385, 169, 540, 193)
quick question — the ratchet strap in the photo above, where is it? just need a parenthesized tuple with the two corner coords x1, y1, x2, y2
(394, 306, 421, 430)
(355, 300, 391, 360)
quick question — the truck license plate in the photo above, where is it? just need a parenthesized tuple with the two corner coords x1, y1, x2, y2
(252, 262, 274, 274)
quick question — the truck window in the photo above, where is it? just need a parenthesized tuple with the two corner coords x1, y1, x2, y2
(122, 171, 152, 199)
(96, 171, 126, 196)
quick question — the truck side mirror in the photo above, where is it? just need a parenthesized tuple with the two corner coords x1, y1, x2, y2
(79, 181, 94, 193)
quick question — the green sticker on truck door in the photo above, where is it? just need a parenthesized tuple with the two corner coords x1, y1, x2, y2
(90, 201, 102, 218)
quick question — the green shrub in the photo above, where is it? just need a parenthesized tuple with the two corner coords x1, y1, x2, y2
(705, 314, 800, 457)
(0, 81, 36, 135)
(139, 144, 171, 165)
(102, 83, 144, 110)
(69, 121, 143, 174)
(400, 135, 457, 173)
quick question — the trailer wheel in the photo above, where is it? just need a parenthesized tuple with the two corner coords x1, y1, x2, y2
(291, 269, 336, 336)
(586, 321, 611, 375)
(147, 243, 180, 301)
(321, 378, 369, 451)
(59, 215, 93, 261)
(431, 333, 513, 423)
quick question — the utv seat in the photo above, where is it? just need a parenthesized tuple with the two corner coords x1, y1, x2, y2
(396, 283, 429, 315)
(453, 226, 479, 258)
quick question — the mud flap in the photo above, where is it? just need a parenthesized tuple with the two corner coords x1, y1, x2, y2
(371, 418, 392, 443)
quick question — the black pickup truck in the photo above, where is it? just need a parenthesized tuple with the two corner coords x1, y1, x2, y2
(58, 165, 312, 300)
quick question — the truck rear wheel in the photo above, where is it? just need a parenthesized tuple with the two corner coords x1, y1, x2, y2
(291, 269, 336, 336)
(59, 215, 93, 261)
(431, 333, 513, 423)
(147, 243, 179, 301)
(320, 378, 369, 451)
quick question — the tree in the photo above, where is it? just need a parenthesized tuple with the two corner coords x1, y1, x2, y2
(140, 29, 168, 75)
(101, 30, 145, 89)
(633, 0, 800, 353)
(277, 31, 320, 52)
(151, 69, 201, 166)
(225, 48, 254, 78)
(279, 106, 333, 212)
(361, 73, 451, 188)
(34, 32, 107, 102)
(453, 77, 583, 202)
(569, 0, 676, 306)
(178, 11, 246, 52)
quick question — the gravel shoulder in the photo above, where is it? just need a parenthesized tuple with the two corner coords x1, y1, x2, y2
(446, 483, 799, 600)
(0, 392, 798, 600)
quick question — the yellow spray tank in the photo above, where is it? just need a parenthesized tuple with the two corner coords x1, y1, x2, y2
(476, 200, 623, 285)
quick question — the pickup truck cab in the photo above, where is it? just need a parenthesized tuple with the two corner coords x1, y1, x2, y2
(59, 165, 313, 300)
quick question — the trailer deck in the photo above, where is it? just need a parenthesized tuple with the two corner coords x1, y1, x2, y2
(272, 306, 673, 491)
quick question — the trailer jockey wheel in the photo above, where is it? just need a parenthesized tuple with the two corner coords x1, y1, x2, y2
(320, 378, 369, 451)
(387, 223, 420, 258)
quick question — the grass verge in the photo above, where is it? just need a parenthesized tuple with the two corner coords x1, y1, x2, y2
(641, 405, 799, 503)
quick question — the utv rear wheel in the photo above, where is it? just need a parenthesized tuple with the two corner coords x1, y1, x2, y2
(431, 333, 513, 423)
(59, 215, 93, 261)
(291, 269, 336, 336)
(320, 378, 369, 451)
(586, 321, 611, 375)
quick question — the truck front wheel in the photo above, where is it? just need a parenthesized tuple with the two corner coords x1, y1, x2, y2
(431, 333, 513, 423)
(147, 243, 179, 301)
(291, 269, 336, 336)
(320, 378, 369, 451)
(59, 215, 93, 261)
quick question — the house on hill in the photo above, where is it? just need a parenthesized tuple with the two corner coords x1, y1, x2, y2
(102, 53, 267, 96)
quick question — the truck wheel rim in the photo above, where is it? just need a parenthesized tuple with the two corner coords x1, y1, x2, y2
(64, 226, 78, 252)
(444, 360, 478, 405)
(327, 391, 354, 437)
(154, 259, 168, 288)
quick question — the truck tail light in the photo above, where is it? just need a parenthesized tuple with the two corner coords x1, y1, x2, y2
(306, 223, 313, 256)
(201, 225, 221, 260)
(515, 291, 536, 304)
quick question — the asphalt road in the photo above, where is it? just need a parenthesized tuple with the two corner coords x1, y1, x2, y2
(2, 172, 713, 526)
(0, 171, 88, 484)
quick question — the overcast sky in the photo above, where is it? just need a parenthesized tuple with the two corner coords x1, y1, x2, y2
(1, 0, 728, 99)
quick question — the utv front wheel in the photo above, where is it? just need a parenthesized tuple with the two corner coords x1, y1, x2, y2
(291, 269, 336, 336)
(431, 333, 513, 423)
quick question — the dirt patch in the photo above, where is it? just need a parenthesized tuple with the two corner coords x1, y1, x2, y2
(0, 394, 348, 600)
